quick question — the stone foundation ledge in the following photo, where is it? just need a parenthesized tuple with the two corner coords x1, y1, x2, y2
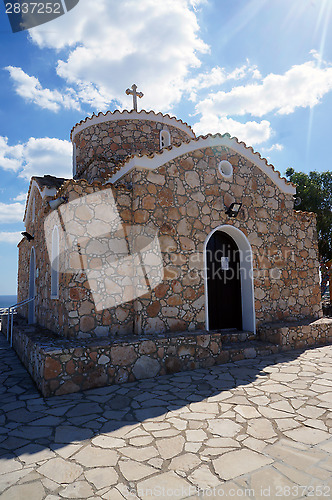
(258, 317, 332, 348)
(1, 319, 228, 397)
(3, 316, 331, 397)
(1, 317, 263, 397)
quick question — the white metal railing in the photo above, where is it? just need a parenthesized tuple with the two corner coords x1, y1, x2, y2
(4, 298, 35, 347)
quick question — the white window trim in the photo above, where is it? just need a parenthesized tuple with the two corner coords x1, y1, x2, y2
(51, 226, 60, 299)
(218, 160, 233, 179)
(160, 129, 171, 149)
(24, 181, 57, 225)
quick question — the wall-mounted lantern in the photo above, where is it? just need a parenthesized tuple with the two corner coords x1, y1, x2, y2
(21, 232, 34, 242)
(225, 202, 242, 218)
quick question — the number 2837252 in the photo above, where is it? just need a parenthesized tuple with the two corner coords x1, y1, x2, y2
(5, 3, 62, 14)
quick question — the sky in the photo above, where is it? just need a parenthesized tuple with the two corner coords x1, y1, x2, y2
(0, 0, 332, 294)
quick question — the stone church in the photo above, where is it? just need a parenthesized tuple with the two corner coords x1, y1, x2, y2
(13, 86, 331, 395)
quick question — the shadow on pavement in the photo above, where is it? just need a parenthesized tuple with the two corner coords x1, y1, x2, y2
(0, 333, 313, 461)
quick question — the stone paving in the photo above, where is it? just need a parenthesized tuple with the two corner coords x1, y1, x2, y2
(0, 334, 332, 500)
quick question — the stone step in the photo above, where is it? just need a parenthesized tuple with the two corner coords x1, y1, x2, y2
(219, 339, 280, 363)
(258, 318, 332, 348)
(213, 330, 256, 343)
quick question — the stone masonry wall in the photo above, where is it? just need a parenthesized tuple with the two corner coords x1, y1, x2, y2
(30, 180, 137, 338)
(19, 179, 137, 339)
(258, 318, 332, 349)
(114, 145, 322, 335)
(4, 316, 332, 396)
(74, 119, 192, 184)
(17, 241, 29, 313)
(18, 186, 68, 334)
(8, 320, 226, 397)
(18, 145, 322, 340)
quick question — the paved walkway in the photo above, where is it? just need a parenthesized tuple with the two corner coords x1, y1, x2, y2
(0, 335, 332, 500)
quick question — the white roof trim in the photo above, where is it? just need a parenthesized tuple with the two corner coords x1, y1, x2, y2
(24, 180, 57, 225)
(107, 135, 296, 195)
(71, 110, 196, 141)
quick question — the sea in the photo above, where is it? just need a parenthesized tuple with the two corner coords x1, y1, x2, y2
(0, 296, 17, 310)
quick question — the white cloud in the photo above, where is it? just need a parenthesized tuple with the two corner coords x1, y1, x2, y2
(0, 203, 25, 224)
(193, 115, 272, 146)
(192, 53, 332, 146)
(0, 232, 22, 244)
(0, 136, 72, 179)
(28, 0, 209, 111)
(229, 64, 261, 81)
(21, 138, 72, 179)
(0, 137, 23, 171)
(74, 82, 113, 113)
(261, 143, 284, 153)
(185, 62, 261, 102)
(190, 0, 207, 8)
(6, 66, 80, 112)
(196, 56, 332, 119)
(12, 193, 27, 202)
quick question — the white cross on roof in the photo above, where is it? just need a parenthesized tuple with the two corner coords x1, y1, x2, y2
(125, 84, 144, 111)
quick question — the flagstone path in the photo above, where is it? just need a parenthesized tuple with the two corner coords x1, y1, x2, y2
(0, 334, 331, 499)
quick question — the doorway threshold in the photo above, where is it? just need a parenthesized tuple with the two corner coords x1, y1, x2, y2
(209, 329, 256, 343)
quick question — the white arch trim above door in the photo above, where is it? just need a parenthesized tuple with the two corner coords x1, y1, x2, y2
(204, 225, 256, 333)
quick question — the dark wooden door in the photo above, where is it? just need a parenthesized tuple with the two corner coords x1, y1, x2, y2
(207, 231, 242, 330)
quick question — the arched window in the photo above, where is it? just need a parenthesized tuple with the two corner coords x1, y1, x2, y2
(51, 226, 59, 299)
(160, 130, 171, 149)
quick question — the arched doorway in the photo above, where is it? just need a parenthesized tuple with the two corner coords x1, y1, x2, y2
(205, 226, 256, 333)
(28, 247, 35, 324)
(206, 231, 242, 330)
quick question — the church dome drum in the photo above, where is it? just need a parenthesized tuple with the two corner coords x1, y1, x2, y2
(71, 109, 195, 183)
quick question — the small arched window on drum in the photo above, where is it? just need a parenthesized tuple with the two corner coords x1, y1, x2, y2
(218, 160, 233, 179)
(160, 130, 171, 149)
